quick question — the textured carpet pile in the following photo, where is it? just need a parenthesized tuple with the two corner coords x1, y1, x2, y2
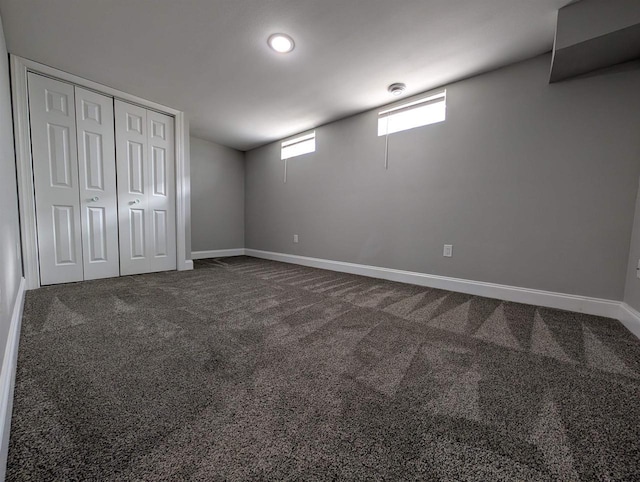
(7, 256, 640, 480)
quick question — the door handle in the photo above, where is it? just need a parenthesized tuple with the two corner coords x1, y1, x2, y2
(90, 196, 99, 202)
(131, 199, 141, 205)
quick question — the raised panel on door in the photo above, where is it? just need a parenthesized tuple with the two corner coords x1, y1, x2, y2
(52, 205, 78, 265)
(75, 87, 120, 280)
(147, 111, 176, 272)
(129, 209, 146, 258)
(28, 73, 83, 285)
(115, 100, 150, 275)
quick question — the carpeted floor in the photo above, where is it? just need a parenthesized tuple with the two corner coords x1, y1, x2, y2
(7, 256, 640, 481)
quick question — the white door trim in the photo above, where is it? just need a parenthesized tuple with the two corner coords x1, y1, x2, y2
(10, 55, 192, 289)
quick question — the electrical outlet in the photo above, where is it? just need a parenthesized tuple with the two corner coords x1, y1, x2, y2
(443, 244, 453, 257)
(293, 234, 299, 243)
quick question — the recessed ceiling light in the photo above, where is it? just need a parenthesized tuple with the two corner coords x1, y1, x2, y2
(388, 83, 406, 96)
(268, 33, 295, 53)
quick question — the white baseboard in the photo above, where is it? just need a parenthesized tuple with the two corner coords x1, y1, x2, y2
(618, 303, 640, 340)
(245, 249, 623, 320)
(191, 249, 246, 260)
(0, 277, 26, 480)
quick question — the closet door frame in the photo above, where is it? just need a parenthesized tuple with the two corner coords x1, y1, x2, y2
(11, 55, 192, 290)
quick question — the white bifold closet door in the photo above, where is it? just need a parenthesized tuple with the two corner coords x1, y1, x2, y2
(75, 87, 120, 280)
(29, 73, 83, 285)
(115, 100, 176, 276)
(28, 73, 120, 285)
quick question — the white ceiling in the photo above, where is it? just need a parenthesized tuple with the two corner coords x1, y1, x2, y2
(0, 0, 571, 151)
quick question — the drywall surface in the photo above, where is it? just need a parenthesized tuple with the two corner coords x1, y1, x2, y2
(551, 0, 640, 83)
(0, 16, 21, 361)
(0, 0, 571, 151)
(245, 54, 640, 301)
(190, 136, 245, 251)
(555, 0, 640, 50)
(624, 179, 640, 312)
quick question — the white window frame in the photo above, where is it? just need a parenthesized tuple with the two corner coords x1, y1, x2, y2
(281, 131, 316, 160)
(378, 89, 446, 136)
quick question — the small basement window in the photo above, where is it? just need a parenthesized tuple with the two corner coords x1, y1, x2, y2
(281, 131, 316, 160)
(378, 90, 446, 136)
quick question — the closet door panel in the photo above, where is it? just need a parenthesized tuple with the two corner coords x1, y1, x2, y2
(147, 110, 176, 272)
(28, 73, 83, 285)
(75, 87, 120, 280)
(115, 100, 149, 275)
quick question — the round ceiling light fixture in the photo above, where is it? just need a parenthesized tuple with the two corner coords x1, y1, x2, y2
(388, 83, 406, 96)
(268, 33, 295, 53)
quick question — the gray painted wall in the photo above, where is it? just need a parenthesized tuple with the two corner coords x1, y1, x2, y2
(555, 0, 640, 50)
(551, 0, 640, 83)
(245, 54, 640, 301)
(624, 179, 640, 312)
(0, 16, 21, 360)
(190, 136, 245, 252)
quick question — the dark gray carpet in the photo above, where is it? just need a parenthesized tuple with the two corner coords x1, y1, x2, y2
(7, 256, 640, 481)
